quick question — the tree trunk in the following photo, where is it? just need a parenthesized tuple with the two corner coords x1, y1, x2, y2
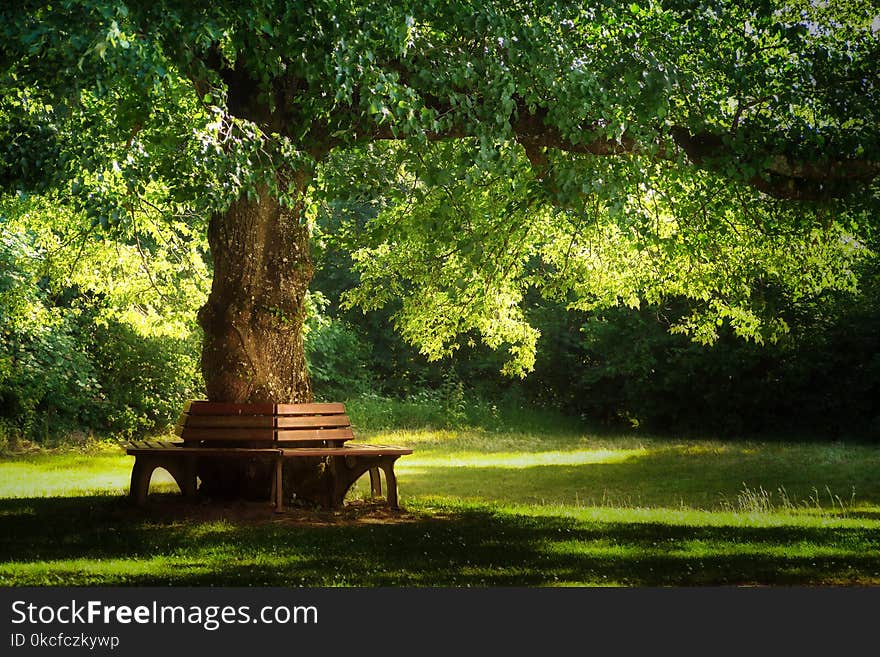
(198, 178, 313, 405)
(195, 173, 320, 501)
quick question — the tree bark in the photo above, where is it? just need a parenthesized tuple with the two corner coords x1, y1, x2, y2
(195, 172, 317, 500)
(198, 177, 313, 405)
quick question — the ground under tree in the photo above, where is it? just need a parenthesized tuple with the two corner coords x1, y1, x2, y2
(2, 1, 878, 503)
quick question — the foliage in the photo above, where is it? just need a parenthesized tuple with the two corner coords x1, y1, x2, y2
(522, 262, 880, 438)
(0, 224, 101, 440)
(334, 142, 872, 375)
(309, 177, 880, 440)
(1, 1, 879, 439)
(2, 0, 879, 380)
(0, 192, 207, 442)
(304, 291, 373, 399)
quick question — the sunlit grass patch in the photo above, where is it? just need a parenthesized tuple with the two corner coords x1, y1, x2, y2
(0, 449, 176, 498)
(0, 557, 215, 586)
(361, 427, 616, 453)
(402, 448, 647, 469)
(1, 417, 880, 585)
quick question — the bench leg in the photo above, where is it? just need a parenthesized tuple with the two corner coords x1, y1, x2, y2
(326, 456, 341, 510)
(380, 458, 400, 510)
(129, 457, 155, 506)
(274, 456, 284, 513)
(130, 456, 199, 504)
(160, 458, 197, 500)
(179, 457, 198, 499)
(369, 467, 382, 498)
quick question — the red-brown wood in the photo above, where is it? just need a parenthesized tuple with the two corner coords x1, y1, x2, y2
(186, 401, 346, 415)
(127, 446, 282, 455)
(275, 415, 351, 428)
(176, 427, 355, 442)
(280, 444, 413, 456)
(183, 415, 275, 428)
(187, 401, 275, 415)
(276, 402, 346, 415)
(126, 400, 411, 510)
(275, 428, 354, 442)
(127, 444, 410, 457)
(179, 427, 276, 441)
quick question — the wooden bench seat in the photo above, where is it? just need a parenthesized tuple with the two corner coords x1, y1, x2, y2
(125, 401, 412, 510)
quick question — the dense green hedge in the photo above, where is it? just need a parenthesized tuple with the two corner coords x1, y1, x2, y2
(526, 282, 880, 438)
(0, 230, 203, 445)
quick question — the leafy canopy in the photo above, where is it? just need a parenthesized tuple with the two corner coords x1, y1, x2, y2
(2, 0, 878, 374)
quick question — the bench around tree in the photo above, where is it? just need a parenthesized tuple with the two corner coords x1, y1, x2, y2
(125, 401, 412, 510)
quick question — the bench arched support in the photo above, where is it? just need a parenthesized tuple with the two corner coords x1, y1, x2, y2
(324, 455, 403, 509)
(129, 455, 197, 505)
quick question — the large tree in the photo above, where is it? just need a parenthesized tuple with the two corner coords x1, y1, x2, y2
(2, 0, 878, 500)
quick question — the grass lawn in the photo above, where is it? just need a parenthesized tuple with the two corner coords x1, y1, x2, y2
(1, 408, 879, 586)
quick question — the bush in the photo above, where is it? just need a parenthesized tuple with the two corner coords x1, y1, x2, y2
(305, 291, 374, 399)
(526, 278, 880, 440)
(84, 318, 203, 436)
(0, 203, 207, 443)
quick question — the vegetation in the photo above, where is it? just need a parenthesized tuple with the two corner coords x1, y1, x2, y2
(1, 402, 879, 585)
(0, 1, 878, 581)
(3, 1, 878, 401)
(0, 192, 206, 444)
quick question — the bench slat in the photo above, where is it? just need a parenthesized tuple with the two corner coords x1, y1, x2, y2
(126, 446, 281, 455)
(280, 444, 413, 456)
(276, 402, 346, 415)
(275, 415, 351, 428)
(187, 401, 275, 416)
(347, 443, 413, 454)
(183, 415, 275, 429)
(276, 428, 354, 442)
(177, 427, 355, 442)
(126, 443, 410, 456)
(185, 401, 347, 416)
(179, 427, 276, 441)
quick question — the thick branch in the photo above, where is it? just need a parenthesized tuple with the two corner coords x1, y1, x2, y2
(328, 92, 878, 200)
(196, 46, 877, 202)
(515, 114, 878, 200)
(668, 127, 879, 200)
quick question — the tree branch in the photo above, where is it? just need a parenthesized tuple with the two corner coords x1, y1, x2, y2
(202, 48, 877, 202)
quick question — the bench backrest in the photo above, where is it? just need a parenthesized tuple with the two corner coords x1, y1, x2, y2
(176, 401, 353, 446)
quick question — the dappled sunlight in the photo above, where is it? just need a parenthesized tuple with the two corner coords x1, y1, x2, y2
(363, 428, 480, 445)
(0, 495, 878, 586)
(527, 503, 880, 528)
(391, 439, 880, 510)
(400, 448, 648, 470)
(667, 540, 865, 559)
(2, 430, 880, 585)
(153, 520, 241, 540)
(3, 434, 877, 515)
(360, 427, 651, 453)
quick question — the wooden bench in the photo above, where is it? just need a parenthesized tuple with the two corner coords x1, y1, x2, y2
(125, 401, 412, 511)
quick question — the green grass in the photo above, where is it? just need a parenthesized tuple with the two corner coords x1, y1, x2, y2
(1, 411, 879, 586)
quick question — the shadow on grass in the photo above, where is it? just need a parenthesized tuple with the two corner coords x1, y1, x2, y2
(1, 495, 879, 586)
